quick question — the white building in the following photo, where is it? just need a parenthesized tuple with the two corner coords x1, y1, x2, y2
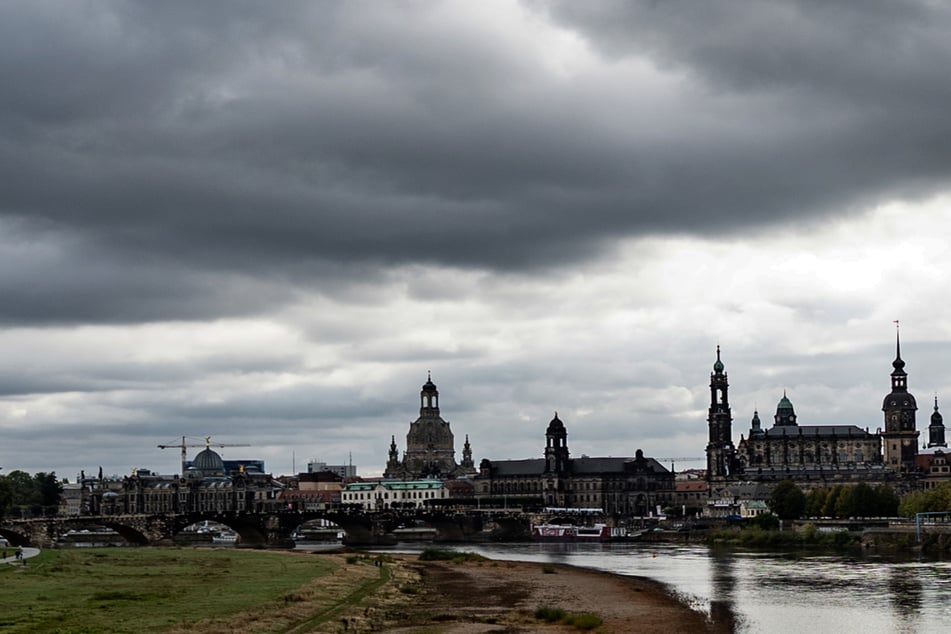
(341, 479, 447, 510)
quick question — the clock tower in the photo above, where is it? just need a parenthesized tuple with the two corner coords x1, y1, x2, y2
(706, 346, 736, 482)
(881, 327, 919, 472)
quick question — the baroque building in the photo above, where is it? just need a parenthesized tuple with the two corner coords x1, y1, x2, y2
(736, 393, 883, 477)
(475, 413, 674, 516)
(384, 374, 476, 480)
(707, 339, 917, 486)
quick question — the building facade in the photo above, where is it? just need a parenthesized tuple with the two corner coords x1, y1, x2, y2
(384, 374, 477, 480)
(707, 340, 913, 488)
(475, 414, 674, 516)
(340, 479, 448, 510)
(736, 394, 883, 476)
(79, 447, 280, 516)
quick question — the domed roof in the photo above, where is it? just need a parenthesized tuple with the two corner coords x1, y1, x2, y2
(193, 447, 225, 472)
(882, 393, 917, 409)
(774, 391, 798, 426)
(932, 397, 944, 426)
(422, 371, 438, 393)
(713, 346, 724, 373)
(547, 412, 565, 432)
(776, 394, 794, 412)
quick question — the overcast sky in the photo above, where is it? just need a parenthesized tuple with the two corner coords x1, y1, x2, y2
(3, 0, 951, 480)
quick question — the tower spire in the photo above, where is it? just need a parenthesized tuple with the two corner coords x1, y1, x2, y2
(894, 320, 902, 362)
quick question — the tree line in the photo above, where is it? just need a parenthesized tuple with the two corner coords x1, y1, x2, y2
(0, 470, 63, 518)
(768, 479, 951, 520)
(768, 480, 898, 520)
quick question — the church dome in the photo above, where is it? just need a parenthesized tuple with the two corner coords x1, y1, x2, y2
(713, 346, 724, 373)
(932, 397, 944, 426)
(193, 447, 225, 473)
(547, 412, 565, 432)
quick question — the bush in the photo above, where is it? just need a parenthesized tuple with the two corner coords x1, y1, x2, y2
(564, 612, 603, 630)
(534, 606, 566, 622)
(418, 548, 487, 563)
(800, 523, 817, 541)
(748, 513, 779, 530)
(534, 606, 603, 630)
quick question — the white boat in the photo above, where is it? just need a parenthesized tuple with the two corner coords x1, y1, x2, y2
(211, 532, 238, 544)
(531, 523, 626, 541)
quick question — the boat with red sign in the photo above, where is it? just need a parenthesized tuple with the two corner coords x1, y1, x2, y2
(530, 523, 627, 541)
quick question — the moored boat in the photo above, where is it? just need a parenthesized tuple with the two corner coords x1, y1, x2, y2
(531, 523, 627, 542)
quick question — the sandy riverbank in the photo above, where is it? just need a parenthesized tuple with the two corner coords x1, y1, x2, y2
(339, 553, 735, 633)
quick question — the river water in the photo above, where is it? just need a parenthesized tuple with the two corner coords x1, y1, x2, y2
(378, 542, 951, 633)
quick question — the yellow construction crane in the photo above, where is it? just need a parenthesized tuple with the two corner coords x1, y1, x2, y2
(157, 436, 251, 476)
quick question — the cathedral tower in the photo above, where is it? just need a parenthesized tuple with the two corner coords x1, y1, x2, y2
(881, 327, 919, 471)
(706, 346, 736, 481)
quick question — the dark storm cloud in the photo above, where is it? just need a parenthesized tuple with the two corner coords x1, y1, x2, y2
(3, 1, 951, 324)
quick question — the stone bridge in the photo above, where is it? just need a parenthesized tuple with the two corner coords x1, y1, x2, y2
(0, 509, 533, 548)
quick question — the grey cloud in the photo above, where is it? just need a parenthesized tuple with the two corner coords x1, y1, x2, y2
(5, 2, 951, 324)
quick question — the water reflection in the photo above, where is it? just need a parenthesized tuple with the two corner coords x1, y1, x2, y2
(709, 547, 741, 632)
(888, 564, 922, 633)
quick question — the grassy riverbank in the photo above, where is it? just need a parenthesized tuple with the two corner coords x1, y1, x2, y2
(0, 547, 722, 633)
(0, 547, 388, 633)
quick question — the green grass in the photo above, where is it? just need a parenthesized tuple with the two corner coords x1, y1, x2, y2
(418, 548, 487, 563)
(534, 605, 602, 630)
(0, 547, 338, 633)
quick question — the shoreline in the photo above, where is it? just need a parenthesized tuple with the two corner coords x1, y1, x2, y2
(328, 551, 737, 632)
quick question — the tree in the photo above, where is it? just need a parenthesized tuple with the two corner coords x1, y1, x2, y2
(899, 482, 951, 517)
(34, 472, 62, 509)
(804, 487, 828, 517)
(0, 476, 12, 517)
(834, 485, 855, 518)
(768, 480, 805, 520)
(872, 485, 899, 517)
(821, 486, 841, 517)
(4, 470, 38, 511)
(0, 470, 63, 517)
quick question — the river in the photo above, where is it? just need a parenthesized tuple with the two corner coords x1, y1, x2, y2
(377, 542, 951, 633)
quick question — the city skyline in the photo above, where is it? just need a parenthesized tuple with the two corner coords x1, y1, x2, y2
(3, 2, 951, 478)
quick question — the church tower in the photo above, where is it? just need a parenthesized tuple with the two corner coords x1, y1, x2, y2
(881, 327, 919, 471)
(706, 346, 736, 482)
(928, 396, 947, 448)
(544, 412, 569, 474)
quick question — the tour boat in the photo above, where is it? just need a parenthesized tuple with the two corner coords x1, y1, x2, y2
(531, 523, 627, 541)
